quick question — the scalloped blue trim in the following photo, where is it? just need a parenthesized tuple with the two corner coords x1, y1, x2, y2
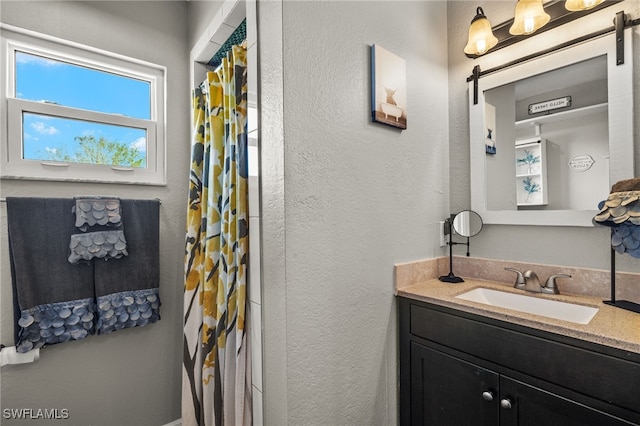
(16, 298, 96, 353)
(68, 230, 128, 264)
(96, 288, 161, 335)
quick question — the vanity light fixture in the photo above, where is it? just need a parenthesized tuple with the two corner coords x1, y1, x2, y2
(464, 0, 622, 58)
(467, 9, 639, 104)
(509, 0, 550, 35)
(464, 7, 499, 56)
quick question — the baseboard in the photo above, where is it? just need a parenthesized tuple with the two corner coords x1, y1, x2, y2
(163, 419, 181, 426)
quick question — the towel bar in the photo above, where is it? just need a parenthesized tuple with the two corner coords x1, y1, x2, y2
(0, 197, 162, 204)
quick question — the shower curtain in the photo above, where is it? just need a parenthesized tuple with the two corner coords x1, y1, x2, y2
(182, 44, 250, 426)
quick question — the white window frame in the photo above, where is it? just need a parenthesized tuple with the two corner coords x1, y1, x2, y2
(1, 24, 167, 185)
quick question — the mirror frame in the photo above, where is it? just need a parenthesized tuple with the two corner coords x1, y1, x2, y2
(469, 32, 634, 227)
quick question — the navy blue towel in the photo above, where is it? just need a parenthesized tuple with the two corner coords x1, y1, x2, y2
(93, 199, 161, 334)
(7, 197, 162, 350)
(7, 197, 96, 352)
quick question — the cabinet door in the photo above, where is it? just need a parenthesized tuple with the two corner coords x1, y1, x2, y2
(410, 342, 499, 426)
(499, 377, 632, 426)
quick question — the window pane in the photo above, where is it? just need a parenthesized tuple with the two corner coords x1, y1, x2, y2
(15, 51, 151, 119)
(23, 113, 147, 167)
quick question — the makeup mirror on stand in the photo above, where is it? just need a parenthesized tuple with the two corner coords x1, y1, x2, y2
(439, 210, 484, 283)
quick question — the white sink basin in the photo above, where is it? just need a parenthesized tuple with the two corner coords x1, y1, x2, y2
(455, 287, 599, 325)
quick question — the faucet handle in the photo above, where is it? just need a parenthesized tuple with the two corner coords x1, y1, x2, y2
(543, 274, 572, 294)
(523, 270, 541, 287)
(504, 267, 525, 288)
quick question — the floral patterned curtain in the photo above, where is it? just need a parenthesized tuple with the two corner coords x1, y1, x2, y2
(182, 44, 250, 426)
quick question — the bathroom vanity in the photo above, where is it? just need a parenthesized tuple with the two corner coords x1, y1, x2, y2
(398, 280, 640, 425)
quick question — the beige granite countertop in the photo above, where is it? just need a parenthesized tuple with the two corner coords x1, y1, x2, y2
(397, 278, 640, 355)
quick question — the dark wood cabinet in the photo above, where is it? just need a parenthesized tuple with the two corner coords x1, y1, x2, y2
(399, 297, 640, 426)
(501, 375, 630, 426)
(410, 341, 499, 425)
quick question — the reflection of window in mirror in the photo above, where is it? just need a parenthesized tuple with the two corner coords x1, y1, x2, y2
(485, 56, 609, 213)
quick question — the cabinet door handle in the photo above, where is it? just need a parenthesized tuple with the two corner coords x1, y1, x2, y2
(500, 398, 513, 410)
(481, 391, 494, 401)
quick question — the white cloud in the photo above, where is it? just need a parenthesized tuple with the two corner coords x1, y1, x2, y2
(45, 147, 58, 154)
(33, 114, 53, 120)
(16, 52, 59, 67)
(130, 137, 146, 152)
(30, 121, 59, 135)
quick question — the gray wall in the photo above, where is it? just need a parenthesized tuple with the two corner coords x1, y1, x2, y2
(258, 1, 449, 424)
(187, 0, 223, 51)
(0, 2, 188, 425)
(448, 0, 640, 273)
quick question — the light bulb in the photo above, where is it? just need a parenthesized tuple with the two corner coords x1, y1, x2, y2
(524, 16, 535, 34)
(476, 39, 487, 55)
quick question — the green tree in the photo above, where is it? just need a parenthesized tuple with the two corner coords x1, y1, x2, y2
(49, 135, 145, 167)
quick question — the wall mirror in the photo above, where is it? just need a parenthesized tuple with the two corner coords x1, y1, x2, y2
(469, 31, 634, 226)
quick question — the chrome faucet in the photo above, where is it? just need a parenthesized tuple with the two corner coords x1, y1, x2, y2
(504, 268, 572, 294)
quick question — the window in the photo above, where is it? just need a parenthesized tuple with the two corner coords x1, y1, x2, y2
(1, 25, 166, 185)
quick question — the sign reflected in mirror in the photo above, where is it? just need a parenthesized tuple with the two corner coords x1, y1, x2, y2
(469, 32, 634, 227)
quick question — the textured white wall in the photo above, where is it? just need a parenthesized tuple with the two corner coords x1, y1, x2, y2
(0, 2, 189, 425)
(448, 0, 640, 273)
(259, 1, 450, 423)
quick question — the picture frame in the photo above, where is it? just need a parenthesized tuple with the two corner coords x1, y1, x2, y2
(370, 44, 407, 129)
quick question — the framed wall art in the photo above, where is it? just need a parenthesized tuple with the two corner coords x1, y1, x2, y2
(370, 44, 407, 129)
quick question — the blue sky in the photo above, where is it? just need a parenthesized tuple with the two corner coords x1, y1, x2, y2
(16, 52, 150, 165)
